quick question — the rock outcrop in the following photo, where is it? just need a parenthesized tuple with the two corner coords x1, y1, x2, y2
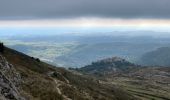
(0, 54, 24, 100)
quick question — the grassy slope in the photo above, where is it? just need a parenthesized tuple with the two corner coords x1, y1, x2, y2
(2, 47, 137, 100)
(2, 47, 63, 100)
(100, 67, 170, 100)
(110, 77, 170, 100)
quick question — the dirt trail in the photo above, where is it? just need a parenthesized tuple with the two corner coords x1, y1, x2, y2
(47, 71, 72, 100)
(53, 79, 72, 100)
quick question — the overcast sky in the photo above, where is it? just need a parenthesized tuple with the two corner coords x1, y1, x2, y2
(0, 0, 170, 33)
(0, 0, 170, 19)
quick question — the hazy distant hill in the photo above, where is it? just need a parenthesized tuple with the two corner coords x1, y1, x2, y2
(139, 47, 170, 66)
(55, 41, 170, 68)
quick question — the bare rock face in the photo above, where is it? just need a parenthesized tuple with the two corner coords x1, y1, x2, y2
(0, 54, 24, 100)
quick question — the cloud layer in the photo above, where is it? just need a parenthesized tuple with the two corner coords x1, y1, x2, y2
(0, 0, 170, 19)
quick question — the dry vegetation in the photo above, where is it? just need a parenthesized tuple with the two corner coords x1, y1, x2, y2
(1, 47, 137, 100)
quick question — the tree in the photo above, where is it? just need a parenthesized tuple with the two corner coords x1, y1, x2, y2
(36, 58, 40, 62)
(0, 42, 4, 53)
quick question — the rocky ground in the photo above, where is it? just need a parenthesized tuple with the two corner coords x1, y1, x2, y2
(0, 54, 24, 100)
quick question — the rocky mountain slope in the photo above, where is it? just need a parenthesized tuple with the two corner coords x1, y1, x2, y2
(0, 54, 24, 100)
(0, 46, 137, 100)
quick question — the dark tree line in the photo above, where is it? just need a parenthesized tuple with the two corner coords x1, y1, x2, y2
(0, 42, 4, 53)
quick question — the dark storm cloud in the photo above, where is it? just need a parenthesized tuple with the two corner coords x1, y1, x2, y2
(0, 0, 170, 19)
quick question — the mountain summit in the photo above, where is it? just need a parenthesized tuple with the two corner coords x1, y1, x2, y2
(77, 57, 137, 76)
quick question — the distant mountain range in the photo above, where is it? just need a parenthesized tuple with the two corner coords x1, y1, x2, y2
(2, 34, 170, 68)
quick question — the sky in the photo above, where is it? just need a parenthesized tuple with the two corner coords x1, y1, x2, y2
(0, 0, 170, 19)
(0, 0, 170, 33)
